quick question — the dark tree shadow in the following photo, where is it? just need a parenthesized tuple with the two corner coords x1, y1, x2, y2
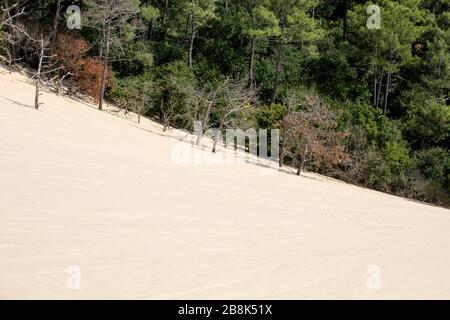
(4, 98, 38, 110)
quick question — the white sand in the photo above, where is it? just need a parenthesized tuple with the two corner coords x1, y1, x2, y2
(0, 67, 449, 299)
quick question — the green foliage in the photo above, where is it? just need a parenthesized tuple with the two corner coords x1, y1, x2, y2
(400, 88, 450, 149)
(141, 4, 160, 22)
(382, 140, 411, 185)
(240, 2, 280, 39)
(415, 148, 450, 189)
(256, 103, 287, 128)
(110, 75, 154, 116)
(154, 61, 197, 128)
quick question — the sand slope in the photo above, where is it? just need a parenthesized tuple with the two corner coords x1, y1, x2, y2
(0, 68, 449, 299)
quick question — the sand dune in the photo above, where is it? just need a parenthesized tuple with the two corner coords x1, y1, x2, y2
(0, 67, 449, 299)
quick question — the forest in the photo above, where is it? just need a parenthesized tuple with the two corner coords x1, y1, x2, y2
(1, 0, 449, 206)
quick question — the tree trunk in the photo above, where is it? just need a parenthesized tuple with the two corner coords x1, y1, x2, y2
(297, 145, 308, 176)
(272, 37, 284, 102)
(248, 37, 256, 86)
(3, 0, 15, 67)
(50, 0, 61, 55)
(162, 0, 169, 38)
(279, 140, 284, 168)
(159, 98, 163, 122)
(184, 14, 191, 42)
(376, 70, 384, 110)
(99, 25, 105, 59)
(373, 46, 377, 108)
(98, 21, 111, 111)
(343, 0, 348, 41)
(212, 121, 224, 153)
(35, 39, 44, 110)
(35, 80, 40, 109)
(196, 100, 213, 145)
(163, 117, 169, 132)
(383, 71, 391, 115)
(188, 16, 196, 68)
(147, 20, 153, 40)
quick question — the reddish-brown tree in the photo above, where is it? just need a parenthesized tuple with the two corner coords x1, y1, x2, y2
(56, 34, 113, 101)
(79, 57, 113, 103)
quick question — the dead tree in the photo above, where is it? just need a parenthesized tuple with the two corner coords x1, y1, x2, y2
(193, 78, 230, 145)
(32, 34, 63, 109)
(0, 1, 26, 68)
(160, 97, 177, 131)
(0, 2, 25, 30)
(210, 79, 258, 153)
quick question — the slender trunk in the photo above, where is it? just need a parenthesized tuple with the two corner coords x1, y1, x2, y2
(212, 121, 224, 153)
(373, 46, 377, 108)
(147, 20, 153, 40)
(98, 21, 111, 111)
(3, 0, 15, 66)
(279, 140, 284, 167)
(343, 0, 348, 41)
(6, 50, 12, 69)
(248, 37, 256, 86)
(196, 100, 213, 145)
(296, 145, 308, 176)
(376, 70, 384, 110)
(138, 114, 141, 124)
(159, 98, 163, 122)
(35, 80, 40, 109)
(188, 16, 196, 68)
(99, 25, 105, 59)
(272, 37, 284, 102)
(184, 14, 191, 42)
(35, 38, 44, 109)
(383, 71, 391, 115)
(50, 0, 61, 55)
(163, 0, 169, 38)
(373, 69, 377, 108)
(163, 113, 169, 132)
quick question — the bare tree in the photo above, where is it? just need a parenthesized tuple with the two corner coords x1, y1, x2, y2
(210, 79, 258, 153)
(1, 1, 24, 28)
(191, 79, 258, 152)
(160, 96, 177, 131)
(193, 78, 229, 145)
(0, 1, 27, 68)
(85, 0, 140, 110)
(32, 34, 63, 109)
